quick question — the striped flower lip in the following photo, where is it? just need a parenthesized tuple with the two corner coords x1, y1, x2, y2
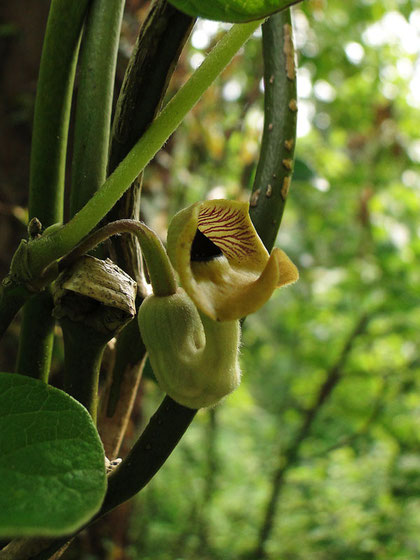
(166, 199, 298, 321)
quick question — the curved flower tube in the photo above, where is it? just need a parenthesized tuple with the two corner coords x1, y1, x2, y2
(138, 288, 241, 409)
(167, 199, 298, 321)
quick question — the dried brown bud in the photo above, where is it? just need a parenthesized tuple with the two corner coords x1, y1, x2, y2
(53, 255, 137, 335)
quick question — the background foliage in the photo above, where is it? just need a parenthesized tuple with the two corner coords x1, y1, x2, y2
(1, 0, 419, 558)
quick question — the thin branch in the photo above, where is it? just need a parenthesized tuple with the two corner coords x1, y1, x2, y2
(305, 373, 388, 460)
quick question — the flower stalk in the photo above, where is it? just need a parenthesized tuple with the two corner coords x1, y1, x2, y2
(58, 220, 177, 297)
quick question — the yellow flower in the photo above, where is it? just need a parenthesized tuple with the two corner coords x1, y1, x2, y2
(167, 199, 298, 321)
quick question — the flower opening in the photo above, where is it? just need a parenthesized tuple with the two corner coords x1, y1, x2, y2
(167, 199, 298, 321)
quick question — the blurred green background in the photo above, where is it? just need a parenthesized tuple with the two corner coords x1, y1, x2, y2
(1, 0, 420, 558)
(135, 1, 420, 558)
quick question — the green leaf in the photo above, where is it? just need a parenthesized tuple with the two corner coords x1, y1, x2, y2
(167, 0, 300, 23)
(0, 372, 107, 537)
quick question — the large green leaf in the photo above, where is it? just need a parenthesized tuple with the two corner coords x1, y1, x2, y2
(167, 0, 301, 23)
(0, 372, 107, 536)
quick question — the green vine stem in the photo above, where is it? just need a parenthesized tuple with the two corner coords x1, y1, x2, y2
(15, 0, 91, 379)
(0, 283, 32, 340)
(53, 254, 137, 423)
(26, 19, 263, 278)
(70, 0, 125, 216)
(58, 220, 177, 297)
(249, 10, 297, 252)
(60, 319, 111, 423)
(15, 290, 55, 381)
(29, 0, 89, 225)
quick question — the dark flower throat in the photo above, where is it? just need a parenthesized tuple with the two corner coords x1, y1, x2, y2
(190, 228, 223, 262)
